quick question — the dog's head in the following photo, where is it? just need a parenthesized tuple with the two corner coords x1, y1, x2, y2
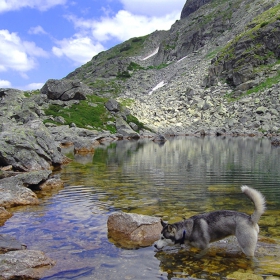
(154, 220, 180, 250)
(154, 219, 194, 250)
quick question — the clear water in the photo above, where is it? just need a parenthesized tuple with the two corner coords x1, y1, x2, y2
(1, 136, 280, 279)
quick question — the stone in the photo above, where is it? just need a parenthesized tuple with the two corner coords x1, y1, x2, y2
(0, 173, 45, 208)
(105, 99, 121, 112)
(41, 79, 92, 101)
(115, 117, 140, 139)
(0, 234, 26, 253)
(226, 271, 263, 280)
(271, 137, 280, 146)
(152, 134, 167, 143)
(107, 211, 161, 248)
(0, 250, 55, 280)
(37, 177, 64, 191)
(0, 120, 68, 171)
(0, 208, 12, 226)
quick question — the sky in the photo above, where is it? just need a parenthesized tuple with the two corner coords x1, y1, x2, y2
(0, 0, 186, 90)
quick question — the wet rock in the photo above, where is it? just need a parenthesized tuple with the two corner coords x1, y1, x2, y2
(0, 234, 26, 253)
(271, 137, 280, 146)
(0, 250, 55, 280)
(152, 134, 167, 143)
(37, 177, 64, 191)
(226, 271, 263, 280)
(0, 208, 12, 226)
(107, 211, 161, 248)
(0, 172, 46, 207)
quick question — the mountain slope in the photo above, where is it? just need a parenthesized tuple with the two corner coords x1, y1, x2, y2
(65, 0, 280, 135)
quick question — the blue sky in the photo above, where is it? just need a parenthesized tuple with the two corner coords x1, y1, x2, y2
(0, 0, 186, 90)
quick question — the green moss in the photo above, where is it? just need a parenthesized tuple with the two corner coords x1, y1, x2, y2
(126, 114, 146, 132)
(23, 90, 40, 97)
(44, 95, 116, 133)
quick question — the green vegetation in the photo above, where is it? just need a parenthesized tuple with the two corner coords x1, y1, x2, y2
(224, 68, 280, 102)
(217, 4, 280, 63)
(126, 114, 146, 131)
(23, 89, 40, 97)
(44, 95, 116, 133)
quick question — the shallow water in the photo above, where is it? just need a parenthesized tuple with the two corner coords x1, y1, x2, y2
(1, 136, 280, 279)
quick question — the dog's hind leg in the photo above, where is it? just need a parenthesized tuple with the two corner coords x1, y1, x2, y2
(236, 226, 258, 257)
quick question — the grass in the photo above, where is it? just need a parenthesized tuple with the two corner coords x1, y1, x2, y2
(44, 95, 116, 133)
(224, 69, 280, 101)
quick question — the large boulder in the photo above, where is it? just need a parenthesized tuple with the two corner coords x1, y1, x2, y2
(105, 99, 121, 112)
(116, 117, 140, 139)
(107, 211, 161, 248)
(41, 79, 93, 101)
(0, 120, 69, 171)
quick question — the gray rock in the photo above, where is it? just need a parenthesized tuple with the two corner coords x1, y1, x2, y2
(0, 120, 68, 171)
(107, 211, 161, 248)
(0, 179, 39, 208)
(0, 170, 51, 208)
(105, 99, 121, 112)
(181, 0, 212, 19)
(0, 234, 26, 253)
(41, 79, 93, 101)
(0, 250, 55, 280)
(116, 117, 140, 139)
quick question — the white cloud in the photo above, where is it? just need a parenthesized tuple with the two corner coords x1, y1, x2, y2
(91, 10, 179, 42)
(120, 0, 186, 17)
(22, 82, 45, 90)
(0, 79, 11, 88)
(52, 35, 105, 64)
(28, 25, 48, 35)
(0, 29, 49, 72)
(0, 0, 67, 13)
(67, 9, 180, 43)
(56, 9, 179, 64)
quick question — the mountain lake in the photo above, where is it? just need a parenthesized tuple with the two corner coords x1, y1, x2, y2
(1, 136, 280, 280)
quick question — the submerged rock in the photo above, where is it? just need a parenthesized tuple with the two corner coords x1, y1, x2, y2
(107, 211, 161, 248)
(0, 250, 55, 280)
(0, 234, 26, 253)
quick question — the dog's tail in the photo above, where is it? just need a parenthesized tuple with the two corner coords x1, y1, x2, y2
(241, 185, 266, 224)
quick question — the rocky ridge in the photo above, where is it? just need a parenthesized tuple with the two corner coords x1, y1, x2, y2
(65, 0, 280, 136)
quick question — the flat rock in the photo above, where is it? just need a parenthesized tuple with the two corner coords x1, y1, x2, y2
(0, 234, 26, 253)
(107, 211, 161, 248)
(0, 250, 55, 280)
(0, 177, 39, 208)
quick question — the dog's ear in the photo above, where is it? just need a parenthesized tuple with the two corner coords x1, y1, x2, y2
(160, 219, 167, 227)
(167, 224, 176, 234)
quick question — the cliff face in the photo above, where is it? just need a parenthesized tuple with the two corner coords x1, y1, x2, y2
(65, 0, 280, 135)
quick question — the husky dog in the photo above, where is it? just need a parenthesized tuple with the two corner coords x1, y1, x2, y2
(154, 186, 266, 257)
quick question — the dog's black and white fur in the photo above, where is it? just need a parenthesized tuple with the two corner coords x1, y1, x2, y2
(154, 186, 266, 257)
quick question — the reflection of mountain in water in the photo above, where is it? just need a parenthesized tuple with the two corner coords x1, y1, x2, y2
(110, 137, 279, 188)
(89, 137, 280, 216)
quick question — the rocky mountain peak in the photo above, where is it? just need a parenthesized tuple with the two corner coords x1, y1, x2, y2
(180, 0, 212, 19)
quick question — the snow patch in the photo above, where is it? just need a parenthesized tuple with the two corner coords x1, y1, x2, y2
(148, 81, 166, 95)
(142, 47, 159, 61)
(177, 56, 188, 63)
